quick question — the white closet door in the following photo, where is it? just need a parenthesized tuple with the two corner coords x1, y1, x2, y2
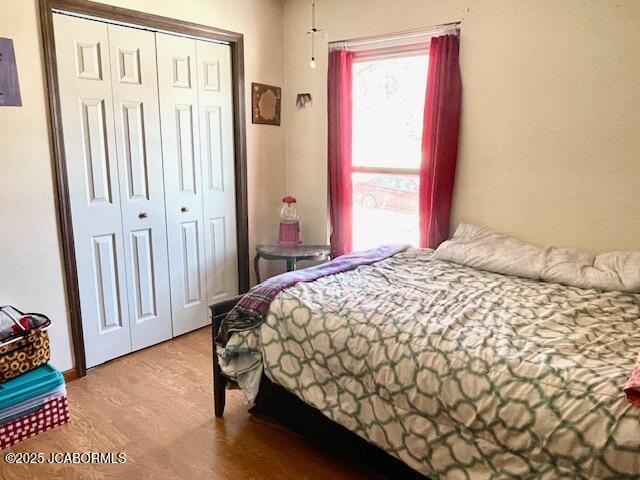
(195, 41, 239, 306)
(156, 33, 208, 336)
(53, 14, 132, 367)
(107, 24, 173, 350)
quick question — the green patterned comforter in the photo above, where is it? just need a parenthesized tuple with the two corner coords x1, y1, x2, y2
(225, 248, 640, 479)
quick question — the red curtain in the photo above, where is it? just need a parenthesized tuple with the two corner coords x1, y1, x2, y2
(419, 35, 462, 248)
(327, 49, 354, 257)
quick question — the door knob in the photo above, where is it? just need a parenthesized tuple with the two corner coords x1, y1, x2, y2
(138, 212, 148, 219)
(180, 207, 189, 213)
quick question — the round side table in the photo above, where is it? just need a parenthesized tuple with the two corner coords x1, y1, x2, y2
(254, 244, 331, 283)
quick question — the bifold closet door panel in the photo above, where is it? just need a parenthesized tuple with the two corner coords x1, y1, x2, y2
(156, 33, 208, 336)
(53, 14, 132, 367)
(195, 41, 239, 306)
(107, 24, 173, 351)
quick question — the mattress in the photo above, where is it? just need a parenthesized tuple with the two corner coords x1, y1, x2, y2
(225, 248, 640, 479)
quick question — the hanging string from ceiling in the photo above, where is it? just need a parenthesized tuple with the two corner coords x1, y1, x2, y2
(307, 0, 321, 69)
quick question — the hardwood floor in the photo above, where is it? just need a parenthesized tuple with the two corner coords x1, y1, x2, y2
(1, 327, 376, 480)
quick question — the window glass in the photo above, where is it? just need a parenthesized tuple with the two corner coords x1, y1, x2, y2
(373, 177, 397, 188)
(352, 172, 420, 250)
(351, 53, 428, 250)
(352, 55, 429, 170)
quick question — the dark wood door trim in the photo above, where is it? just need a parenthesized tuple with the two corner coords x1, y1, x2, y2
(38, 0, 250, 378)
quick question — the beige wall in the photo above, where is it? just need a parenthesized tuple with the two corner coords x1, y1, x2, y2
(2, 0, 639, 373)
(283, 0, 640, 253)
(0, 0, 286, 372)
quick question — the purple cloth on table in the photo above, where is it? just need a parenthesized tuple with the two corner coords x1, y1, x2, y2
(216, 244, 409, 345)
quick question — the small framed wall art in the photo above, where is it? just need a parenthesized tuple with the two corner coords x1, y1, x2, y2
(296, 93, 312, 109)
(252, 83, 281, 126)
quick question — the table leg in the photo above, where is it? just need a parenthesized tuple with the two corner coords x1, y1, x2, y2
(286, 258, 297, 272)
(254, 253, 261, 284)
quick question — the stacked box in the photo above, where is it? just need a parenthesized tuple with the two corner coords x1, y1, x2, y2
(0, 364, 68, 449)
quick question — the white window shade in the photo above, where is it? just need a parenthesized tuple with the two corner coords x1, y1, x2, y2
(330, 24, 459, 60)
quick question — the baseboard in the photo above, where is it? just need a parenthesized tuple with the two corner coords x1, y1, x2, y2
(63, 368, 77, 383)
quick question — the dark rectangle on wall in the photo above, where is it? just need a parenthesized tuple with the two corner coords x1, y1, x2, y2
(0, 38, 22, 107)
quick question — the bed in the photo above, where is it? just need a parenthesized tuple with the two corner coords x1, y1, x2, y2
(213, 226, 640, 480)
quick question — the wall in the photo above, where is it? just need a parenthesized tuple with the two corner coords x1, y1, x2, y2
(2, 0, 639, 373)
(283, 0, 640, 254)
(0, 0, 285, 372)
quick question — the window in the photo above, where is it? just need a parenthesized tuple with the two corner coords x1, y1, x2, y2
(351, 53, 428, 250)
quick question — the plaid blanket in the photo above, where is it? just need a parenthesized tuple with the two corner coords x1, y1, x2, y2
(216, 244, 409, 346)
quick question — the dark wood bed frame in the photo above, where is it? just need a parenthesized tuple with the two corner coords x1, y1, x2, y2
(210, 295, 243, 417)
(210, 297, 428, 480)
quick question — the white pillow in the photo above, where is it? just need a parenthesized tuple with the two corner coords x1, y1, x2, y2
(542, 247, 640, 293)
(434, 223, 545, 280)
(435, 224, 640, 293)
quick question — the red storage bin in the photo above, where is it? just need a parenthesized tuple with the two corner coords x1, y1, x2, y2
(0, 395, 69, 449)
